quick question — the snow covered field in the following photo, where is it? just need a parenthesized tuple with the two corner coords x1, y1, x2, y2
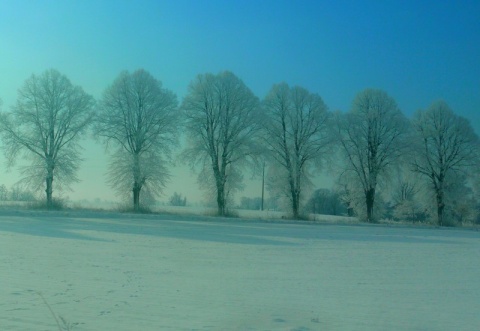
(1, 210, 479, 331)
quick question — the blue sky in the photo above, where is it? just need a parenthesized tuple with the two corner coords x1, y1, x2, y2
(0, 0, 479, 202)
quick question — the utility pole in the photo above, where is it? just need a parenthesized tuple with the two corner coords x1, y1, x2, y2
(261, 160, 265, 211)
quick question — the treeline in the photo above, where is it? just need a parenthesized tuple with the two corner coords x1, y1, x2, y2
(0, 184, 36, 202)
(0, 69, 479, 226)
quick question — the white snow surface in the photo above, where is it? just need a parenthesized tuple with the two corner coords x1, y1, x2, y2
(1, 210, 479, 331)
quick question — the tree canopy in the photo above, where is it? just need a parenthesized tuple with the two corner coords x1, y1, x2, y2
(182, 71, 261, 216)
(0, 69, 95, 208)
(95, 69, 179, 211)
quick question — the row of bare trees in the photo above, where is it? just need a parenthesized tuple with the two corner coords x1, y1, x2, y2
(0, 68, 478, 225)
(334, 91, 480, 225)
(335, 94, 479, 225)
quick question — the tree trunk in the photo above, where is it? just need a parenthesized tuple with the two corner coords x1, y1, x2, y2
(132, 153, 142, 212)
(292, 193, 299, 219)
(213, 167, 226, 216)
(45, 163, 54, 209)
(214, 161, 227, 216)
(288, 178, 300, 219)
(261, 161, 265, 211)
(216, 186, 226, 216)
(215, 173, 227, 216)
(366, 187, 375, 222)
(133, 183, 141, 212)
(347, 206, 354, 217)
(288, 169, 302, 219)
(45, 175, 53, 209)
(436, 190, 445, 226)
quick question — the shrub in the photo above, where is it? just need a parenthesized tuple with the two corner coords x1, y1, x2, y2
(169, 192, 187, 206)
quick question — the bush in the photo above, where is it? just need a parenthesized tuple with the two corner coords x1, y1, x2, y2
(393, 200, 426, 223)
(224, 209, 239, 218)
(238, 196, 262, 210)
(450, 200, 478, 225)
(169, 192, 187, 206)
(305, 188, 346, 216)
(114, 202, 153, 214)
(27, 198, 67, 211)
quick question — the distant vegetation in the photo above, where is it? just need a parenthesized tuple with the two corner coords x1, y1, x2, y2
(169, 192, 187, 207)
(0, 184, 36, 202)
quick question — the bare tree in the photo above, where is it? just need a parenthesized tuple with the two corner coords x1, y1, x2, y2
(182, 71, 261, 216)
(411, 101, 480, 225)
(334, 89, 408, 221)
(262, 83, 330, 219)
(95, 69, 178, 211)
(0, 69, 95, 208)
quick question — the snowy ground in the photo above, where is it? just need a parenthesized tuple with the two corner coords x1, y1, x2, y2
(1, 210, 479, 331)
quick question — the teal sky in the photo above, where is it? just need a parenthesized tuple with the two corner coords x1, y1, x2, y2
(0, 0, 479, 203)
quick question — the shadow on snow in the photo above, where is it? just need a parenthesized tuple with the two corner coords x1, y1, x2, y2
(0, 209, 477, 246)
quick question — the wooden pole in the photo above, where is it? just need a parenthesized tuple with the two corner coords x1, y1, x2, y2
(261, 161, 265, 211)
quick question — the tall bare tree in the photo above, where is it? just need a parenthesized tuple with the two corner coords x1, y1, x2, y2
(262, 83, 330, 218)
(95, 69, 178, 211)
(411, 101, 480, 225)
(182, 71, 261, 216)
(334, 89, 408, 221)
(0, 69, 95, 208)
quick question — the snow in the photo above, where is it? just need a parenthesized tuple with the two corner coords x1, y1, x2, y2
(1, 210, 479, 330)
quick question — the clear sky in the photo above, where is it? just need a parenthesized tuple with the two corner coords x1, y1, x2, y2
(0, 0, 479, 204)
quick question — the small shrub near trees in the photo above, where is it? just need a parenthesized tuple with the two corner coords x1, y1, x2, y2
(393, 200, 426, 223)
(28, 198, 67, 211)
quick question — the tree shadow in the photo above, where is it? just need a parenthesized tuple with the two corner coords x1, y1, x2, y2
(0, 209, 477, 246)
